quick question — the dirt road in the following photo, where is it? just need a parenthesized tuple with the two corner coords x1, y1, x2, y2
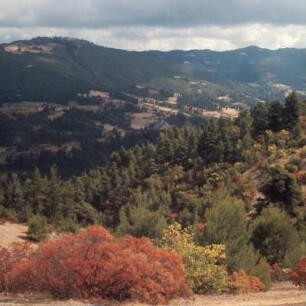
(0, 282, 304, 306)
(173, 282, 306, 306)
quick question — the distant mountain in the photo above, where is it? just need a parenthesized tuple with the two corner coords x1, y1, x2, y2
(147, 46, 306, 86)
(0, 37, 305, 103)
(0, 37, 175, 103)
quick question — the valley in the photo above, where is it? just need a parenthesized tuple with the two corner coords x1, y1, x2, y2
(1, 38, 305, 178)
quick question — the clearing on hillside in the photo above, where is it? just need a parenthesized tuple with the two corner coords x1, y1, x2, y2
(0, 222, 29, 248)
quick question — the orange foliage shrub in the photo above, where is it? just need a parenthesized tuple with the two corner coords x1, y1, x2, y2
(244, 186, 257, 201)
(290, 257, 306, 288)
(295, 171, 306, 184)
(228, 270, 264, 293)
(6, 226, 190, 304)
(0, 242, 32, 292)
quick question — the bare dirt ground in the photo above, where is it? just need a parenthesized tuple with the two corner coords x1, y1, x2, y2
(130, 112, 156, 129)
(0, 282, 304, 306)
(0, 222, 29, 248)
(166, 93, 179, 105)
(0, 102, 46, 116)
(173, 282, 306, 306)
(220, 107, 239, 118)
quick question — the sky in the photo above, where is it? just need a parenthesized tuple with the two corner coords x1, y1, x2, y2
(0, 0, 305, 51)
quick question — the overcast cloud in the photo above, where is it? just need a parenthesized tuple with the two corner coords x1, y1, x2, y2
(0, 0, 305, 50)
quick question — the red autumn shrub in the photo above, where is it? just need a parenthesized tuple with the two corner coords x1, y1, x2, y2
(7, 226, 190, 304)
(290, 257, 306, 288)
(228, 270, 264, 293)
(0, 242, 32, 292)
(196, 222, 205, 231)
(170, 212, 179, 220)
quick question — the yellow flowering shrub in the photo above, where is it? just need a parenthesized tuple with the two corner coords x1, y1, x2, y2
(160, 223, 228, 293)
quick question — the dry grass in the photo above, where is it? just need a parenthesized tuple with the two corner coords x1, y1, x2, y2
(0, 282, 305, 306)
(103, 124, 126, 136)
(166, 93, 180, 105)
(220, 107, 239, 118)
(88, 90, 110, 99)
(173, 282, 306, 306)
(202, 110, 221, 118)
(131, 113, 156, 129)
(0, 222, 29, 248)
(0, 102, 46, 116)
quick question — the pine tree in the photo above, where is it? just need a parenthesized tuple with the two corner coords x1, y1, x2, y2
(116, 205, 167, 239)
(0, 187, 5, 216)
(27, 214, 47, 241)
(237, 110, 253, 150)
(71, 177, 86, 203)
(268, 101, 285, 132)
(5, 174, 24, 213)
(251, 102, 270, 136)
(198, 120, 223, 164)
(146, 158, 158, 176)
(251, 206, 300, 265)
(200, 194, 257, 272)
(219, 117, 236, 163)
(24, 167, 46, 216)
(44, 165, 63, 221)
(110, 161, 121, 187)
(0, 187, 3, 204)
(260, 166, 302, 216)
(285, 91, 301, 130)
(61, 181, 76, 220)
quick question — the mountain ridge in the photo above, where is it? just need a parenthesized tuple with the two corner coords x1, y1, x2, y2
(0, 36, 305, 104)
(3, 36, 305, 52)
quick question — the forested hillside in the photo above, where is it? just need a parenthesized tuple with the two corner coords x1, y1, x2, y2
(1, 38, 305, 180)
(0, 93, 305, 297)
(0, 37, 174, 103)
(0, 37, 305, 104)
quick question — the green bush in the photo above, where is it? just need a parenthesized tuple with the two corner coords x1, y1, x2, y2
(116, 205, 167, 240)
(260, 167, 302, 215)
(58, 218, 79, 233)
(283, 242, 306, 268)
(0, 203, 17, 221)
(251, 258, 272, 290)
(27, 215, 47, 242)
(201, 195, 257, 272)
(251, 206, 300, 264)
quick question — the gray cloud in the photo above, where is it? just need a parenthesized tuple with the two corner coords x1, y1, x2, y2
(0, 0, 305, 29)
(0, 1, 305, 50)
(0, 24, 305, 51)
